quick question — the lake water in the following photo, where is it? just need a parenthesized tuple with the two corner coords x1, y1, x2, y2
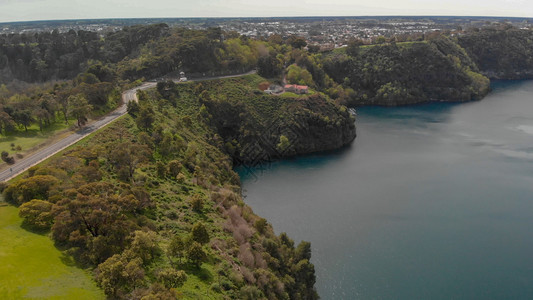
(238, 81, 533, 299)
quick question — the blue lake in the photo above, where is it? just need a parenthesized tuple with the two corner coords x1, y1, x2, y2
(238, 81, 533, 299)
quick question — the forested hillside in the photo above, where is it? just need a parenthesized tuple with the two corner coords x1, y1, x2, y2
(0, 24, 169, 83)
(2, 24, 532, 110)
(457, 27, 533, 79)
(1, 74, 351, 298)
(0, 25, 270, 85)
(321, 38, 490, 106)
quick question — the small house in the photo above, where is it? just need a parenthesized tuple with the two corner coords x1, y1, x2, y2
(284, 84, 309, 94)
(265, 84, 283, 94)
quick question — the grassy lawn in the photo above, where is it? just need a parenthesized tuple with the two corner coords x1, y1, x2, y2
(0, 203, 104, 299)
(279, 89, 316, 98)
(0, 99, 120, 161)
(178, 262, 218, 299)
(0, 120, 75, 157)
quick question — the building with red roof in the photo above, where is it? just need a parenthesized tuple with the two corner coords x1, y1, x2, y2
(284, 84, 309, 94)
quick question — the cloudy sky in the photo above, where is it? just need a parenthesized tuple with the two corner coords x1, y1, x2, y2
(0, 0, 531, 23)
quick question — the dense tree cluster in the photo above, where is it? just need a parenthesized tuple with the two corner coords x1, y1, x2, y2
(321, 37, 491, 106)
(0, 24, 169, 84)
(457, 27, 533, 79)
(116, 27, 279, 80)
(0, 65, 121, 162)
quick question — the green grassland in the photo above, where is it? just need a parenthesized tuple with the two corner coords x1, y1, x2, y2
(0, 203, 104, 299)
(0, 118, 77, 163)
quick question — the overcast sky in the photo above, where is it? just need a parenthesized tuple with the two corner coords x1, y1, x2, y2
(0, 0, 531, 23)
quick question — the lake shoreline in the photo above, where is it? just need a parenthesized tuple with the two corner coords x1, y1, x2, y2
(239, 80, 533, 299)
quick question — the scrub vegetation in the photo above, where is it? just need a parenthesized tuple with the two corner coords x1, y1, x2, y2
(1, 72, 354, 298)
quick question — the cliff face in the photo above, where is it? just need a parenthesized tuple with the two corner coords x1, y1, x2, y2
(196, 76, 356, 163)
(278, 95, 356, 157)
(457, 28, 533, 80)
(323, 38, 490, 106)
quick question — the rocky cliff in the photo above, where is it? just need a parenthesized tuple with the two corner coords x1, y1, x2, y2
(193, 75, 356, 164)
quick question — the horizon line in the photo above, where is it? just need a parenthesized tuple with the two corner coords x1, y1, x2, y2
(1, 15, 532, 25)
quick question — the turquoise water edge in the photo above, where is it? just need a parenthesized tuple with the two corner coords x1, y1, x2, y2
(238, 81, 533, 299)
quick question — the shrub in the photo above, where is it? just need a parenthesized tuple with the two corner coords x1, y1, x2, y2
(190, 222, 209, 245)
(19, 199, 54, 231)
(187, 242, 206, 267)
(156, 268, 187, 289)
(190, 194, 204, 213)
(254, 218, 268, 234)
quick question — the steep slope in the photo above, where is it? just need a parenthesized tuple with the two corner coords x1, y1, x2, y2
(457, 28, 533, 79)
(322, 39, 490, 106)
(1, 74, 358, 299)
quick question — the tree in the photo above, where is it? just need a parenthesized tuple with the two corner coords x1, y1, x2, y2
(268, 34, 283, 45)
(68, 94, 93, 127)
(257, 54, 283, 78)
(3, 175, 59, 205)
(168, 235, 186, 263)
(168, 160, 181, 177)
(129, 230, 161, 265)
(292, 259, 317, 297)
(190, 194, 204, 213)
(107, 141, 151, 181)
(140, 283, 177, 299)
(127, 100, 140, 117)
(0, 84, 9, 100)
(287, 36, 307, 49)
(19, 199, 54, 231)
(190, 222, 209, 245)
(295, 241, 312, 262)
(33, 107, 48, 132)
(376, 35, 387, 44)
(254, 218, 268, 234)
(347, 39, 363, 56)
(286, 64, 313, 86)
(136, 105, 155, 131)
(51, 182, 141, 264)
(56, 87, 71, 124)
(277, 135, 290, 153)
(38, 93, 58, 127)
(156, 268, 187, 289)
(239, 285, 264, 300)
(11, 104, 34, 132)
(307, 44, 320, 53)
(0, 110, 15, 135)
(156, 161, 166, 178)
(187, 241, 206, 267)
(156, 81, 178, 100)
(95, 253, 145, 298)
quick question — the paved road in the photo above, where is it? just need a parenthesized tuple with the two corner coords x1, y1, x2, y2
(0, 71, 255, 182)
(0, 82, 155, 182)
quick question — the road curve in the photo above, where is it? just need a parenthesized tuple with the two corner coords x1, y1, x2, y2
(0, 71, 255, 182)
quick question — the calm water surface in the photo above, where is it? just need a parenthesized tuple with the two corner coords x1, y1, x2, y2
(238, 81, 533, 299)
